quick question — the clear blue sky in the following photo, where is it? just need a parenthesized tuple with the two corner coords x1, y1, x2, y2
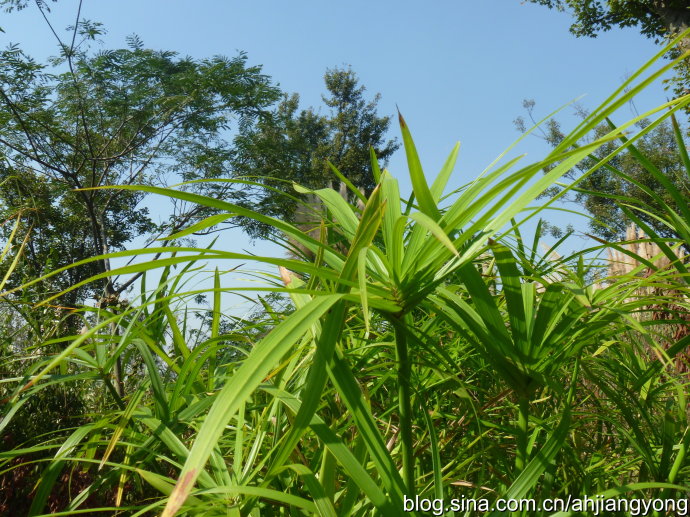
(0, 1, 677, 310)
(2, 0, 671, 184)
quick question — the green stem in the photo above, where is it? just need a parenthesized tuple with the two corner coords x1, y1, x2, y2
(516, 395, 529, 473)
(392, 315, 415, 496)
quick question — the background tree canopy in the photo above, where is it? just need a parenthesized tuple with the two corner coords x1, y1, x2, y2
(230, 67, 399, 239)
(0, 30, 280, 312)
(516, 101, 690, 243)
(525, 0, 689, 40)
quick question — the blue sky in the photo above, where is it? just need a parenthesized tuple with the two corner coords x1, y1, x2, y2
(3, 0, 670, 183)
(0, 1, 677, 311)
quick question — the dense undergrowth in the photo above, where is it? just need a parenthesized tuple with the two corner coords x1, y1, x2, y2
(1, 38, 690, 517)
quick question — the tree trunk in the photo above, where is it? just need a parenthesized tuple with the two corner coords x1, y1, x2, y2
(651, 1, 690, 50)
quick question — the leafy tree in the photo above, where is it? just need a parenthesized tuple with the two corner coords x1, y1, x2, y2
(0, 23, 280, 315)
(230, 67, 399, 239)
(574, 118, 690, 242)
(515, 100, 690, 243)
(525, 0, 688, 40)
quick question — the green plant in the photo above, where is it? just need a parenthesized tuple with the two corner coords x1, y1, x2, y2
(2, 36, 690, 517)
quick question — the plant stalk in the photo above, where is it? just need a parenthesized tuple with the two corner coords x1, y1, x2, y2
(392, 315, 415, 496)
(516, 395, 529, 473)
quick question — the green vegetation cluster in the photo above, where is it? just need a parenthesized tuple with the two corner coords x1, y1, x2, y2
(0, 2, 689, 516)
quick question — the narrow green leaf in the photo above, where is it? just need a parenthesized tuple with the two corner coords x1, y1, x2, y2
(670, 113, 690, 177)
(160, 213, 234, 240)
(328, 161, 367, 204)
(294, 183, 359, 239)
(422, 409, 444, 501)
(358, 247, 371, 335)
(492, 243, 528, 352)
(398, 112, 441, 220)
(430, 142, 460, 202)
(161, 294, 342, 517)
(370, 146, 382, 184)
(262, 386, 399, 515)
(412, 211, 459, 258)
(487, 407, 571, 515)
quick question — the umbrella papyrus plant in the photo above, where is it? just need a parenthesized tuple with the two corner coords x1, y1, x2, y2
(3, 37, 690, 515)
(147, 85, 689, 512)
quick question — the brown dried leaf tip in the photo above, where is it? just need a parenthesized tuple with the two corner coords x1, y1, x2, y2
(279, 266, 293, 287)
(398, 109, 406, 129)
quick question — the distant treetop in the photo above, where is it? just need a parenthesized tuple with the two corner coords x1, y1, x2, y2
(525, 1, 689, 41)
